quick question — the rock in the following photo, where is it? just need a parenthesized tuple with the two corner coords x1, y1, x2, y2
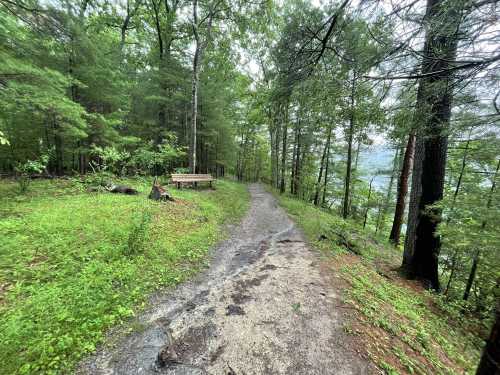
(157, 344, 179, 368)
(225, 304, 245, 316)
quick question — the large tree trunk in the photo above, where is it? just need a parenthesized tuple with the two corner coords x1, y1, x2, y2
(404, 129, 424, 268)
(403, 0, 460, 291)
(475, 295, 500, 375)
(342, 75, 356, 219)
(188, 0, 212, 174)
(189, 46, 200, 173)
(390, 133, 415, 245)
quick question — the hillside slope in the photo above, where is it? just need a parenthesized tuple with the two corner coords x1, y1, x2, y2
(275, 192, 485, 375)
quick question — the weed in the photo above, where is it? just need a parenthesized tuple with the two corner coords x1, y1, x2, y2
(125, 207, 153, 256)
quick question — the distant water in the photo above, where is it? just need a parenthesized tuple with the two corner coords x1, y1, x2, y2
(357, 146, 396, 190)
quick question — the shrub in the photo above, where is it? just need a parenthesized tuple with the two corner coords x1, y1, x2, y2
(14, 155, 49, 193)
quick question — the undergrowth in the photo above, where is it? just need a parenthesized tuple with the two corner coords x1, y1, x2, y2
(0, 177, 249, 374)
(274, 191, 483, 375)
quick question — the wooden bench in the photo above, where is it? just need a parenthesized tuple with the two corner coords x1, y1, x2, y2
(171, 173, 215, 189)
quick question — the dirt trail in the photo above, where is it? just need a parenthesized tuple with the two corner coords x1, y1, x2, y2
(78, 184, 373, 375)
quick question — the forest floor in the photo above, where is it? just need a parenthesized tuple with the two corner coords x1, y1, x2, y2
(78, 183, 375, 375)
(0, 177, 248, 374)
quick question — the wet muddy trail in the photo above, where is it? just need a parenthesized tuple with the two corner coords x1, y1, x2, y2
(78, 184, 373, 375)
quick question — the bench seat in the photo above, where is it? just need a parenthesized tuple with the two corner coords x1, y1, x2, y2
(171, 174, 215, 188)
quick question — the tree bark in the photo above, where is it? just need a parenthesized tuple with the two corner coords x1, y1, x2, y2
(403, 0, 460, 290)
(390, 133, 415, 245)
(475, 294, 500, 375)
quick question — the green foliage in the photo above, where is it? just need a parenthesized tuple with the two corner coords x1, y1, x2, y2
(0, 130, 9, 145)
(14, 154, 49, 193)
(128, 137, 186, 175)
(89, 146, 130, 176)
(0, 178, 249, 374)
(125, 207, 153, 256)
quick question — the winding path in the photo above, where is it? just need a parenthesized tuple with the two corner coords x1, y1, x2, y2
(79, 184, 373, 375)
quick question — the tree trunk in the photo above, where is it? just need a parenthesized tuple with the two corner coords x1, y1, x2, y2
(290, 122, 297, 194)
(463, 249, 480, 301)
(294, 125, 301, 195)
(53, 114, 63, 176)
(188, 0, 212, 174)
(189, 45, 200, 173)
(390, 133, 416, 245)
(322, 130, 332, 206)
(475, 295, 500, 375)
(403, 0, 460, 290)
(447, 128, 472, 223)
(314, 127, 331, 206)
(280, 102, 288, 194)
(342, 75, 356, 219)
(363, 177, 374, 229)
(270, 122, 277, 186)
(404, 130, 424, 269)
(314, 134, 330, 206)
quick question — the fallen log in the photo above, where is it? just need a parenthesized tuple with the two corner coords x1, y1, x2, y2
(107, 184, 139, 195)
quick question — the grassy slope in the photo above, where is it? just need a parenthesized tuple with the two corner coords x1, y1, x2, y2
(275, 192, 484, 375)
(0, 178, 249, 375)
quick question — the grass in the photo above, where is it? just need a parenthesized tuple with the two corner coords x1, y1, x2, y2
(0, 177, 249, 375)
(274, 191, 483, 375)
